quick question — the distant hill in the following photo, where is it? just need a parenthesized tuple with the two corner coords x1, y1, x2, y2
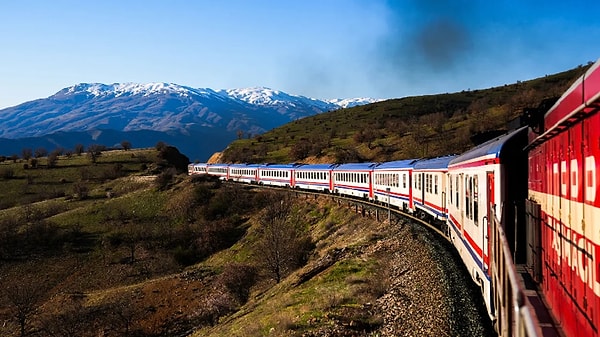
(221, 64, 591, 164)
(0, 83, 378, 161)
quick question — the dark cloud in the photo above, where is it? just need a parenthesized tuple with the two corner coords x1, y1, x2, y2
(373, 0, 480, 92)
(412, 18, 471, 69)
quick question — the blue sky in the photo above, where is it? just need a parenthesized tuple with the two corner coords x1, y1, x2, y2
(1, 0, 599, 109)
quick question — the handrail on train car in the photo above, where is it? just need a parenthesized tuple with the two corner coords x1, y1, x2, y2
(490, 208, 543, 337)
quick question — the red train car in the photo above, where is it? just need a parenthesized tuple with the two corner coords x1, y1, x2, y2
(527, 58, 600, 337)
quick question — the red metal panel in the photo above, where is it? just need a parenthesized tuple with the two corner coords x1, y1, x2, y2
(369, 171, 374, 199)
(545, 77, 584, 130)
(584, 60, 600, 105)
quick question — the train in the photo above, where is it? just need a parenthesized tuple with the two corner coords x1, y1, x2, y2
(188, 58, 600, 337)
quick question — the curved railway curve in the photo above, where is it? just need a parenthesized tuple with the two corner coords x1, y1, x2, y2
(192, 56, 600, 337)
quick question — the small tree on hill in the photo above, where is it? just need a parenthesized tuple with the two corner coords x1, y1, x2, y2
(21, 148, 32, 161)
(34, 147, 47, 158)
(74, 144, 84, 156)
(47, 150, 59, 168)
(87, 144, 104, 164)
(121, 140, 132, 151)
(290, 139, 312, 161)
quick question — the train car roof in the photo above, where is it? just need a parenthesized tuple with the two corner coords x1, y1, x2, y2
(414, 156, 456, 170)
(449, 127, 527, 166)
(228, 163, 261, 168)
(294, 163, 337, 170)
(333, 162, 377, 170)
(544, 57, 600, 128)
(374, 159, 418, 170)
(259, 163, 295, 169)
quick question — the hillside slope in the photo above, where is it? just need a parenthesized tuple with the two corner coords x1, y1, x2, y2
(221, 64, 590, 163)
(0, 151, 492, 336)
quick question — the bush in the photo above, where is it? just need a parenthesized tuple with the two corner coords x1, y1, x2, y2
(155, 168, 176, 190)
(0, 167, 15, 179)
(72, 182, 89, 200)
(217, 264, 258, 304)
(172, 245, 200, 266)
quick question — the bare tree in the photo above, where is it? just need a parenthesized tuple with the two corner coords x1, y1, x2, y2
(21, 148, 32, 161)
(39, 296, 88, 337)
(3, 281, 44, 337)
(34, 147, 48, 158)
(87, 144, 104, 163)
(255, 192, 312, 283)
(74, 143, 84, 156)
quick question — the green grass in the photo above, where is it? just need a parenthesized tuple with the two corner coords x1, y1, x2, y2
(0, 149, 158, 210)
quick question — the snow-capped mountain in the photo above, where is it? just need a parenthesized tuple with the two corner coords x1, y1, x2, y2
(0, 83, 377, 160)
(327, 97, 381, 108)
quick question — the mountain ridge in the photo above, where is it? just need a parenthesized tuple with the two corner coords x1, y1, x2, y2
(0, 83, 378, 160)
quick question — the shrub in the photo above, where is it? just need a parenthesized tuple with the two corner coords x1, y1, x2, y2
(72, 182, 89, 200)
(172, 245, 200, 266)
(155, 168, 176, 190)
(0, 167, 15, 179)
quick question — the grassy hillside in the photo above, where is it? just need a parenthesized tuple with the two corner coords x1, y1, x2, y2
(0, 149, 491, 336)
(221, 64, 591, 164)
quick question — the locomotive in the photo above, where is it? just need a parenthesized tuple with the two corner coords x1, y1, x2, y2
(188, 58, 600, 337)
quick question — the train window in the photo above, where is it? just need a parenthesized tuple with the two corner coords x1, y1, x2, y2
(434, 175, 438, 195)
(473, 175, 479, 225)
(466, 177, 473, 220)
(456, 176, 460, 209)
(465, 176, 469, 218)
(403, 174, 407, 188)
(427, 174, 431, 193)
(429, 174, 432, 193)
(449, 175, 453, 204)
